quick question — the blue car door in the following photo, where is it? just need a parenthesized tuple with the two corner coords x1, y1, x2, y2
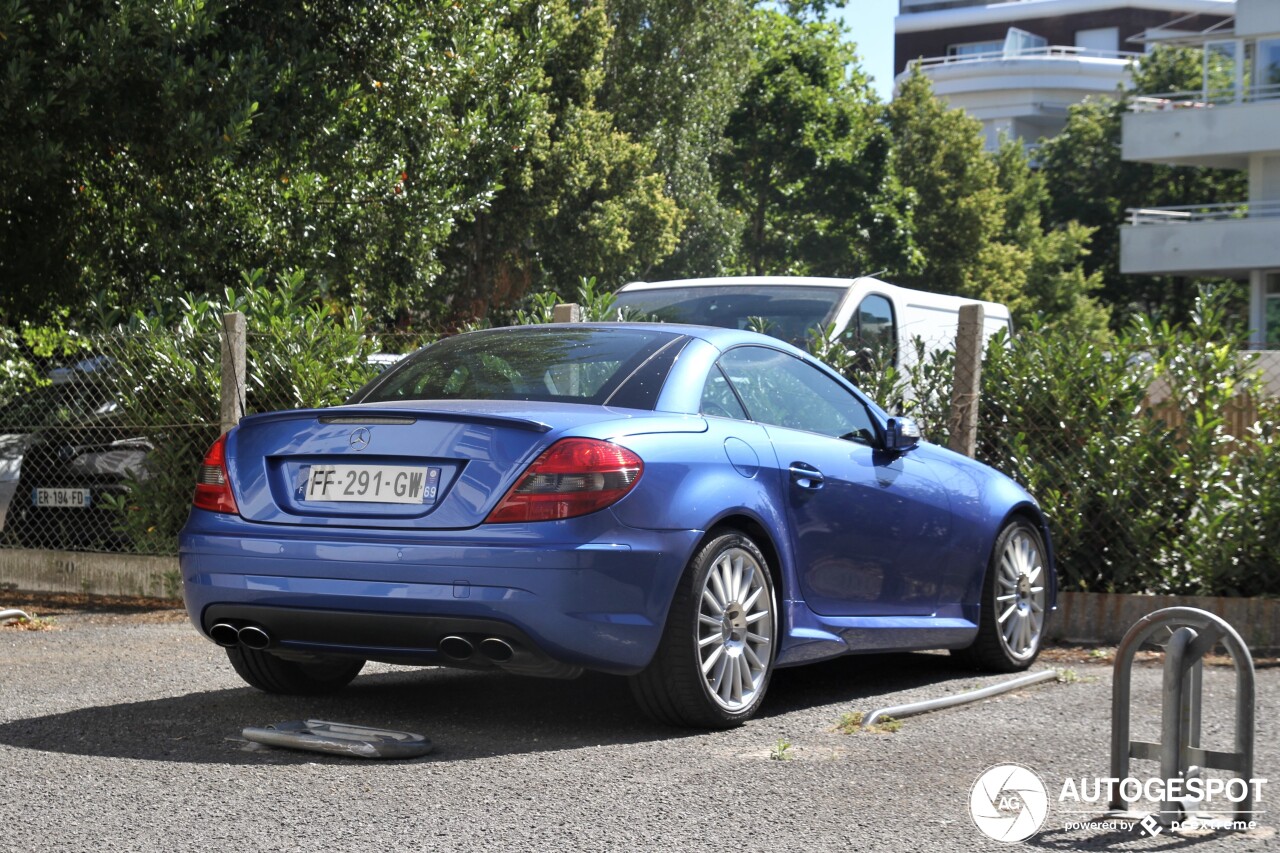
(717, 346, 953, 617)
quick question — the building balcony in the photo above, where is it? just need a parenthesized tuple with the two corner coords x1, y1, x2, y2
(900, 47, 1139, 147)
(1120, 201, 1280, 276)
(1123, 86, 1280, 168)
(906, 46, 1139, 96)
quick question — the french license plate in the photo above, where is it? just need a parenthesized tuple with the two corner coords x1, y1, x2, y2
(33, 488, 92, 508)
(303, 464, 440, 505)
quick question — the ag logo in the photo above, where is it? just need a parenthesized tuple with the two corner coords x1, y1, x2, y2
(969, 764, 1049, 843)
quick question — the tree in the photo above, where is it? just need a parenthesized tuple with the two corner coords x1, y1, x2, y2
(434, 0, 684, 321)
(0, 1, 548, 325)
(885, 66, 1006, 302)
(886, 68, 1108, 333)
(992, 139, 1110, 336)
(599, 0, 754, 278)
(1038, 46, 1247, 325)
(715, 10, 916, 278)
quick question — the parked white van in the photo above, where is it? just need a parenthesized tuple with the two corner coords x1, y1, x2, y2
(612, 276, 1011, 368)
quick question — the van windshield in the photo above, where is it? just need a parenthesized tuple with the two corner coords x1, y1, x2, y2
(613, 284, 846, 347)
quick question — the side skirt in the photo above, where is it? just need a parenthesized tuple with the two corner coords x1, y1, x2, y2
(774, 599, 979, 668)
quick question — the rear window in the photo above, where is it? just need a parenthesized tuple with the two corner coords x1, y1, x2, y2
(613, 284, 847, 347)
(349, 327, 685, 409)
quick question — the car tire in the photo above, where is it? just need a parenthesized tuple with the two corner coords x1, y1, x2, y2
(629, 531, 777, 729)
(953, 519, 1048, 672)
(226, 646, 365, 695)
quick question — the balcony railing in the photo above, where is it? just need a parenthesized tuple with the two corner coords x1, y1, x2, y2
(1130, 82, 1280, 112)
(1126, 200, 1280, 226)
(910, 46, 1142, 70)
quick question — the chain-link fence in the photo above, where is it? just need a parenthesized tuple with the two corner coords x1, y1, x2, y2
(0, 325, 431, 556)
(2, 316, 1277, 599)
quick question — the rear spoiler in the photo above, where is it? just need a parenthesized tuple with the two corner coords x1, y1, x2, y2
(239, 407, 553, 434)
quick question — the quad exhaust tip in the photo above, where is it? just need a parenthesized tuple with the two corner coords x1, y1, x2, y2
(439, 635, 516, 663)
(212, 624, 516, 662)
(438, 635, 475, 661)
(209, 622, 241, 648)
(209, 622, 272, 650)
(238, 625, 271, 650)
(479, 637, 515, 662)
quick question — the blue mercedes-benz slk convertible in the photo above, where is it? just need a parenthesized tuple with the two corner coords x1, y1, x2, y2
(180, 323, 1054, 728)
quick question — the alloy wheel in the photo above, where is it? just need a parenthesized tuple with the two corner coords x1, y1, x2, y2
(994, 528, 1046, 661)
(695, 545, 774, 712)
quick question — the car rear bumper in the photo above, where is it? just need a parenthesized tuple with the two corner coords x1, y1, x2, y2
(179, 509, 700, 675)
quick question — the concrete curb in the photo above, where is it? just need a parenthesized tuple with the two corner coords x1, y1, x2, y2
(0, 548, 181, 600)
(1049, 591, 1280, 654)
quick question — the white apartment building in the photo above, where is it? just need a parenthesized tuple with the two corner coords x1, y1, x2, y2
(895, 0, 1234, 149)
(1119, 0, 1280, 347)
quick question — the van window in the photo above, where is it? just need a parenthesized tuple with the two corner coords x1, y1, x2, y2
(841, 294, 896, 364)
(613, 284, 846, 347)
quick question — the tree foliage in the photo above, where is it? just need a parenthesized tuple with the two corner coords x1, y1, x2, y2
(1038, 46, 1248, 325)
(0, 0, 549, 324)
(432, 0, 685, 320)
(887, 68, 1109, 334)
(887, 68, 1005, 301)
(0, 2, 1220, 338)
(716, 10, 916, 279)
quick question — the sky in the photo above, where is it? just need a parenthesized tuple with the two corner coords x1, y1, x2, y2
(838, 0, 900, 101)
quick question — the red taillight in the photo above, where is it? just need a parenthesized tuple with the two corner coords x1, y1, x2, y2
(485, 438, 643, 524)
(193, 433, 239, 514)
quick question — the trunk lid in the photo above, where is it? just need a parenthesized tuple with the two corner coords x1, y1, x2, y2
(225, 401, 667, 529)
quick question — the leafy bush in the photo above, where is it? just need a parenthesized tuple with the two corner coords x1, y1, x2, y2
(975, 287, 1278, 596)
(8, 277, 1275, 596)
(0, 316, 95, 407)
(0, 327, 39, 408)
(96, 269, 382, 553)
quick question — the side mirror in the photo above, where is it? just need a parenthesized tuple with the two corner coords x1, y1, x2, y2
(884, 416, 922, 453)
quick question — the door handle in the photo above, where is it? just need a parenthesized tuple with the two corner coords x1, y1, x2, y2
(789, 463, 825, 491)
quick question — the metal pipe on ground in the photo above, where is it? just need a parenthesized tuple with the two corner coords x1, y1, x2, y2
(862, 669, 1059, 728)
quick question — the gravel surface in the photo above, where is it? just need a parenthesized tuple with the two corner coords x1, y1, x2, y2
(1, 607, 1276, 852)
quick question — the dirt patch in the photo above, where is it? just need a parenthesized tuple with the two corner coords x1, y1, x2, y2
(1041, 642, 1278, 669)
(0, 590, 187, 627)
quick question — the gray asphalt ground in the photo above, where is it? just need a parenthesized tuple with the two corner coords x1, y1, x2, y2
(1, 611, 1276, 852)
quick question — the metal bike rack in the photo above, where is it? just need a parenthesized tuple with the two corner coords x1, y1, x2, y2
(1109, 607, 1256, 826)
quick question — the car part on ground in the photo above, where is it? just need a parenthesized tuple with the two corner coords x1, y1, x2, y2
(241, 720, 433, 759)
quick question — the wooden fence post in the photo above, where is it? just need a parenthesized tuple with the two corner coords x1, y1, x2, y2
(220, 311, 246, 434)
(552, 303, 582, 323)
(948, 303, 984, 458)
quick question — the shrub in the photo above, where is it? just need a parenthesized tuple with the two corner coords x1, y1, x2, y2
(96, 269, 383, 553)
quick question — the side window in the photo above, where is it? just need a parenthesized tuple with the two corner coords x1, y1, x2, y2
(699, 365, 749, 420)
(718, 346, 876, 443)
(843, 294, 896, 364)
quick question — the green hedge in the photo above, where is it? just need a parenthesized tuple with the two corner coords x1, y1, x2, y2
(3, 281, 1276, 597)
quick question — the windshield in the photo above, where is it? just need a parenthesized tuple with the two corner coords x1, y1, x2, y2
(348, 327, 685, 409)
(613, 284, 847, 347)
(0, 382, 120, 432)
